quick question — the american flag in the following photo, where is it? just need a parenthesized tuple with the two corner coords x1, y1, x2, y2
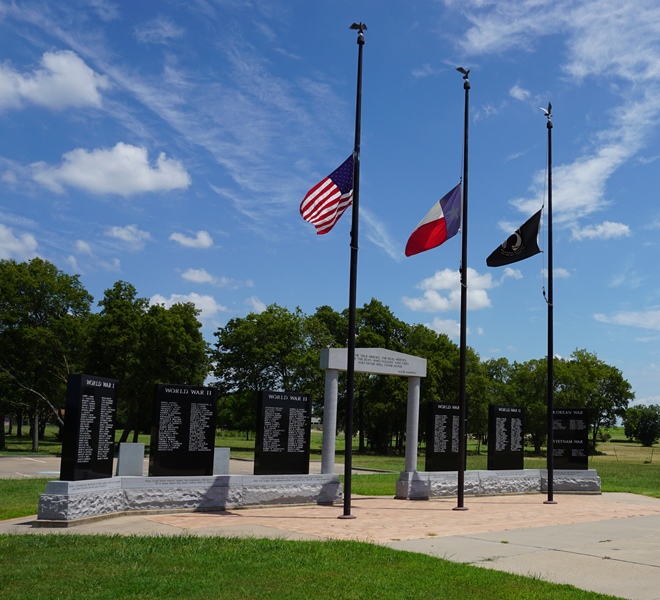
(300, 155, 354, 235)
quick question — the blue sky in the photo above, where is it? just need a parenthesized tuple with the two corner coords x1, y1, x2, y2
(1, 1, 659, 407)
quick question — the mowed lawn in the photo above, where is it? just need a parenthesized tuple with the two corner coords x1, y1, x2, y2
(0, 426, 654, 599)
(0, 534, 622, 600)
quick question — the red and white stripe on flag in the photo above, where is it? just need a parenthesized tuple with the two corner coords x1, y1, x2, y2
(300, 156, 354, 235)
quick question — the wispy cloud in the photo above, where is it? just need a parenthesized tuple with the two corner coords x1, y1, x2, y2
(245, 295, 267, 313)
(595, 309, 660, 331)
(134, 17, 184, 45)
(361, 206, 402, 261)
(454, 1, 660, 232)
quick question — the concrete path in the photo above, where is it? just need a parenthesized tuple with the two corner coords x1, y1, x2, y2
(2, 491, 660, 599)
(0, 455, 342, 478)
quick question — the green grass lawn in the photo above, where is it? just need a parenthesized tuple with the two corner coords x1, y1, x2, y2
(0, 534, 621, 600)
(1, 425, 650, 600)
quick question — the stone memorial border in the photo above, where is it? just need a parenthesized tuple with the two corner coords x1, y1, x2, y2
(396, 469, 601, 500)
(36, 474, 342, 525)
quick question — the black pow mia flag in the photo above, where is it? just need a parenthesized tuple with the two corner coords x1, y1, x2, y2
(486, 209, 542, 267)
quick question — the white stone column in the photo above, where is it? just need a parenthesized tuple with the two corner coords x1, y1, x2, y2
(404, 376, 421, 473)
(321, 368, 339, 474)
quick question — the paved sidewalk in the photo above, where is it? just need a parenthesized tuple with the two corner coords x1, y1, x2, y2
(2, 492, 660, 599)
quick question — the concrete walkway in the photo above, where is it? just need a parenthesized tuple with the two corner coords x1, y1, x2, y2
(2, 492, 660, 599)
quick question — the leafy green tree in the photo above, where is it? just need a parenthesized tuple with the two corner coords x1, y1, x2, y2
(212, 304, 310, 436)
(507, 358, 548, 455)
(85, 281, 148, 441)
(0, 258, 93, 450)
(623, 404, 660, 446)
(555, 349, 634, 452)
(86, 282, 209, 442)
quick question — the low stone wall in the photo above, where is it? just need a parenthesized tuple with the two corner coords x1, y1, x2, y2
(37, 474, 342, 525)
(396, 469, 601, 500)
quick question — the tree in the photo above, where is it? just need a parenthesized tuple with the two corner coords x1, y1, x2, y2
(508, 358, 548, 455)
(623, 404, 660, 446)
(85, 281, 148, 441)
(85, 282, 210, 443)
(0, 258, 93, 450)
(555, 349, 634, 452)
(212, 304, 310, 435)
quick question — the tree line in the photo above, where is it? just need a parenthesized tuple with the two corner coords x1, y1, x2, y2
(1, 257, 648, 455)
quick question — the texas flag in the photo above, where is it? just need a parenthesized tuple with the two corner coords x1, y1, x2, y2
(405, 184, 462, 257)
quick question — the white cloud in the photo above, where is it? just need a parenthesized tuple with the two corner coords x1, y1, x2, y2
(571, 221, 631, 240)
(509, 84, 530, 101)
(456, 1, 660, 230)
(32, 142, 191, 197)
(105, 224, 151, 250)
(101, 257, 121, 272)
(182, 268, 215, 284)
(0, 50, 110, 111)
(427, 317, 460, 338)
(402, 267, 493, 312)
(0, 223, 38, 259)
(65, 255, 81, 273)
(541, 267, 570, 279)
(502, 267, 523, 281)
(169, 230, 213, 248)
(181, 268, 252, 289)
(595, 309, 660, 331)
(75, 240, 92, 254)
(245, 296, 267, 313)
(150, 292, 228, 320)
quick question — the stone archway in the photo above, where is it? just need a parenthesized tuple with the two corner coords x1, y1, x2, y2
(318, 348, 427, 474)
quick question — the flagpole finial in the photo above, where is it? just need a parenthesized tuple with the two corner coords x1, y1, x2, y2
(456, 67, 470, 90)
(540, 102, 553, 126)
(350, 22, 367, 44)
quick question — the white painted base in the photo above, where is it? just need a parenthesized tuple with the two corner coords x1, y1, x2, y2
(37, 474, 342, 524)
(395, 469, 600, 500)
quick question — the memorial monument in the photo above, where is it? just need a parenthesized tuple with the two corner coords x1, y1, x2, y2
(149, 383, 218, 476)
(487, 405, 524, 470)
(254, 390, 312, 475)
(425, 403, 460, 471)
(553, 408, 589, 469)
(60, 374, 119, 481)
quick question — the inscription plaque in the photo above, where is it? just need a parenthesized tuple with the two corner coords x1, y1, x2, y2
(60, 374, 119, 481)
(149, 384, 218, 476)
(425, 403, 461, 471)
(553, 408, 589, 469)
(255, 390, 312, 475)
(488, 405, 524, 470)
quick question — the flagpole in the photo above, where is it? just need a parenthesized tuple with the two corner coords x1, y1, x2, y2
(454, 67, 470, 512)
(339, 21, 366, 520)
(543, 103, 557, 505)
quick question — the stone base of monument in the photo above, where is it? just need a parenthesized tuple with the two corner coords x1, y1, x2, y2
(36, 474, 342, 525)
(395, 469, 600, 500)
